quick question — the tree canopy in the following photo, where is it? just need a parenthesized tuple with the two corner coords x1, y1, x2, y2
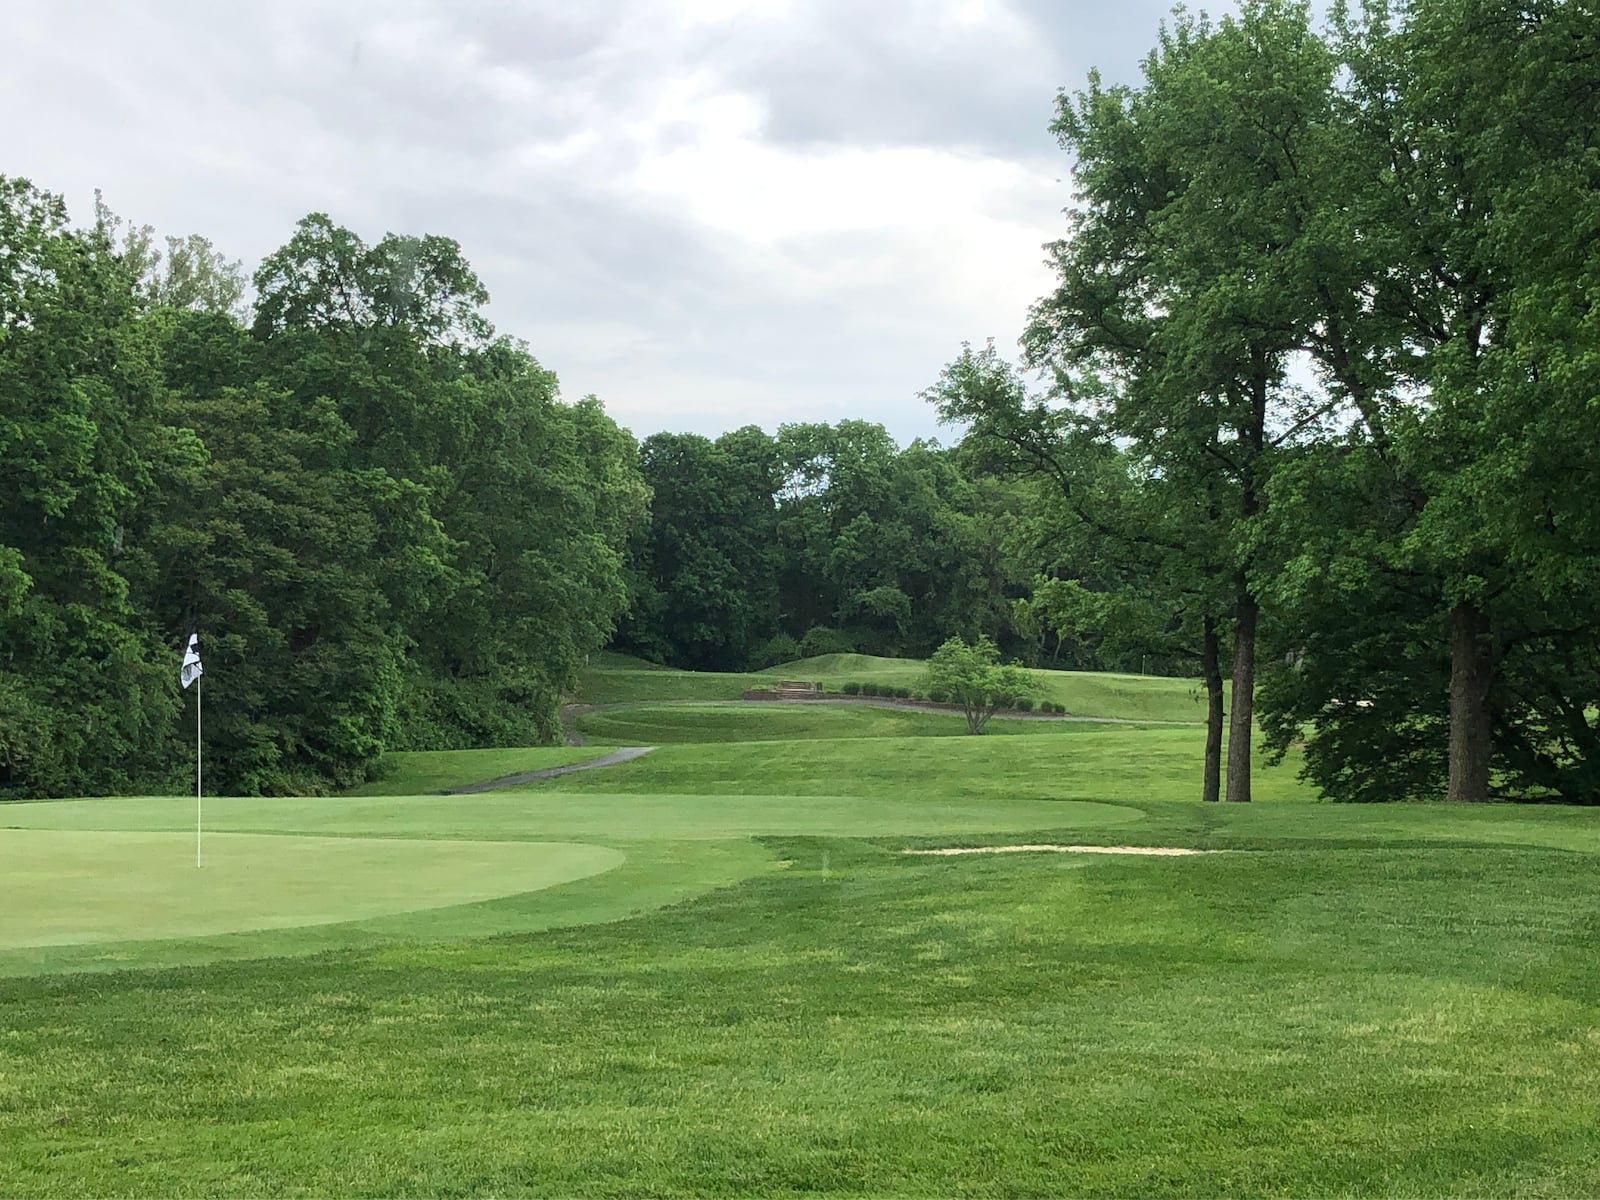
(0, 185, 644, 797)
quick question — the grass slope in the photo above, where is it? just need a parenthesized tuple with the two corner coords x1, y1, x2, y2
(572, 700, 1117, 743)
(771, 652, 1207, 722)
(584, 650, 1206, 721)
(348, 746, 607, 795)
(574, 652, 771, 704)
(546, 722, 1320, 807)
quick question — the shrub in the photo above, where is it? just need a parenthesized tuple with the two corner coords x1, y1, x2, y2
(842, 681, 861, 696)
(896, 686, 911, 699)
(861, 682, 880, 697)
(921, 635, 1041, 733)
(798, 626, 856, 658)
(927, 688, 949, 704)
(1013, 697, 1034, 712)
(749, 632, 801, 670)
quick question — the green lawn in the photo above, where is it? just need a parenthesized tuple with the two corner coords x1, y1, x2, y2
(550, 721, 1320, 806)
(583, 650, 1208, 721)
(572, 699, 1122, 743)
(573, 652, 772, 703)
(6, 696, 1600, 1195)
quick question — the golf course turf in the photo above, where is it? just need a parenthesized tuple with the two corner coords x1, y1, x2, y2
(4, 655, 1599, 1195)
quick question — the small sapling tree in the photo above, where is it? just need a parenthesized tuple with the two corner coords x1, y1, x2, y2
(922, 636, 1036, 734)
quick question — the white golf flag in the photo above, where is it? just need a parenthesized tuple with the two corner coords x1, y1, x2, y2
(181, 633, 203, 690)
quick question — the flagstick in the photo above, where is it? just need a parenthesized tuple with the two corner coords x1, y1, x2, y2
(196, 674, 203, 869)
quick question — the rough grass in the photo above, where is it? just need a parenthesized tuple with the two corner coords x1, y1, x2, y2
(771, 652, 1207, 721)
(347, 746, 606, 795)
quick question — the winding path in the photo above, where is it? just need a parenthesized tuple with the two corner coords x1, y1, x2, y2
(440, 746, 656, 794)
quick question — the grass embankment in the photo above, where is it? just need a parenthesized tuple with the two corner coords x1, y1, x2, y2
(346, 746, 608, 795)
(581, 649, 1207, 722)
(7, 655, 1600, 1195)
(571, 700, 1132, 744)
(572, 651, 773, 703)
(551, 721, 1316, 805)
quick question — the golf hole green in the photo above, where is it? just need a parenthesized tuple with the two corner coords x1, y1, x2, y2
(2, 830, 624, 949)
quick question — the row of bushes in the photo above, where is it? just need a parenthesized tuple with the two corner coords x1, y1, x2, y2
(836, 682, 1069, 715)
(841, 682, 915, 699)
(996, 698, 1071, 714)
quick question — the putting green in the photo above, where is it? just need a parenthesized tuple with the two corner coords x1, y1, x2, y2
(1, 830, 623, 949)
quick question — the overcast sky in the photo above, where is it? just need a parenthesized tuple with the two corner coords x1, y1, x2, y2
(5, 0, 1194, 445)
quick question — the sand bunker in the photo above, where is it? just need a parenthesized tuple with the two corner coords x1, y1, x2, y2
(903, 844, 1211, 857)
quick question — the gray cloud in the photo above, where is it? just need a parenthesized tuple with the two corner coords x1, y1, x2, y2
(1, 0, 1212, 444)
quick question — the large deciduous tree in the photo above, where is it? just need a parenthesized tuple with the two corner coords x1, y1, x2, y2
(0, 177, 180, 798)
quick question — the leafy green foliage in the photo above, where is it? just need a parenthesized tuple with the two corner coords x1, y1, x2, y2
(613, 428, 781, 672)
(798, 625, 856, 658)
(0, 191, 644, 796)
(922, 635, 1037, 734)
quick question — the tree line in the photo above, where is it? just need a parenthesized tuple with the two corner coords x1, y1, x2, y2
(0, 184, 1158, 800)
(933, 0, 1600, 804)
(1, 185, 644, 797)
(6, 0, 1593, 806)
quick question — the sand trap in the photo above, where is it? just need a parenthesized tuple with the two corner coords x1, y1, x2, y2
(904, 844, 1211, 857)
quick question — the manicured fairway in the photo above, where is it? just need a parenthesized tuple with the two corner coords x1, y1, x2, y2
(540, 724, 1321, 806)
(1, 829, 621, 946)
(5, 821, 1600, 1196)
(571, 700, 1084, 743)
(6, 683, 1600, 1195)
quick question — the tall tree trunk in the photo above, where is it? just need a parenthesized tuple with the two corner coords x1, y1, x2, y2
(1224, 356, 1269, 804)
(1226, 583, 1258, 803)
(1447, 598, 1494, 802)
(1202, 614, 1224, 803)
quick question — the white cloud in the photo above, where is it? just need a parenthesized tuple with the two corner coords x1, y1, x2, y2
(0, 0, 1176, 442)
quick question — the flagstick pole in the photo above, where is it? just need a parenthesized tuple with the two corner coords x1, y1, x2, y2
(196, 674, 203, 869)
